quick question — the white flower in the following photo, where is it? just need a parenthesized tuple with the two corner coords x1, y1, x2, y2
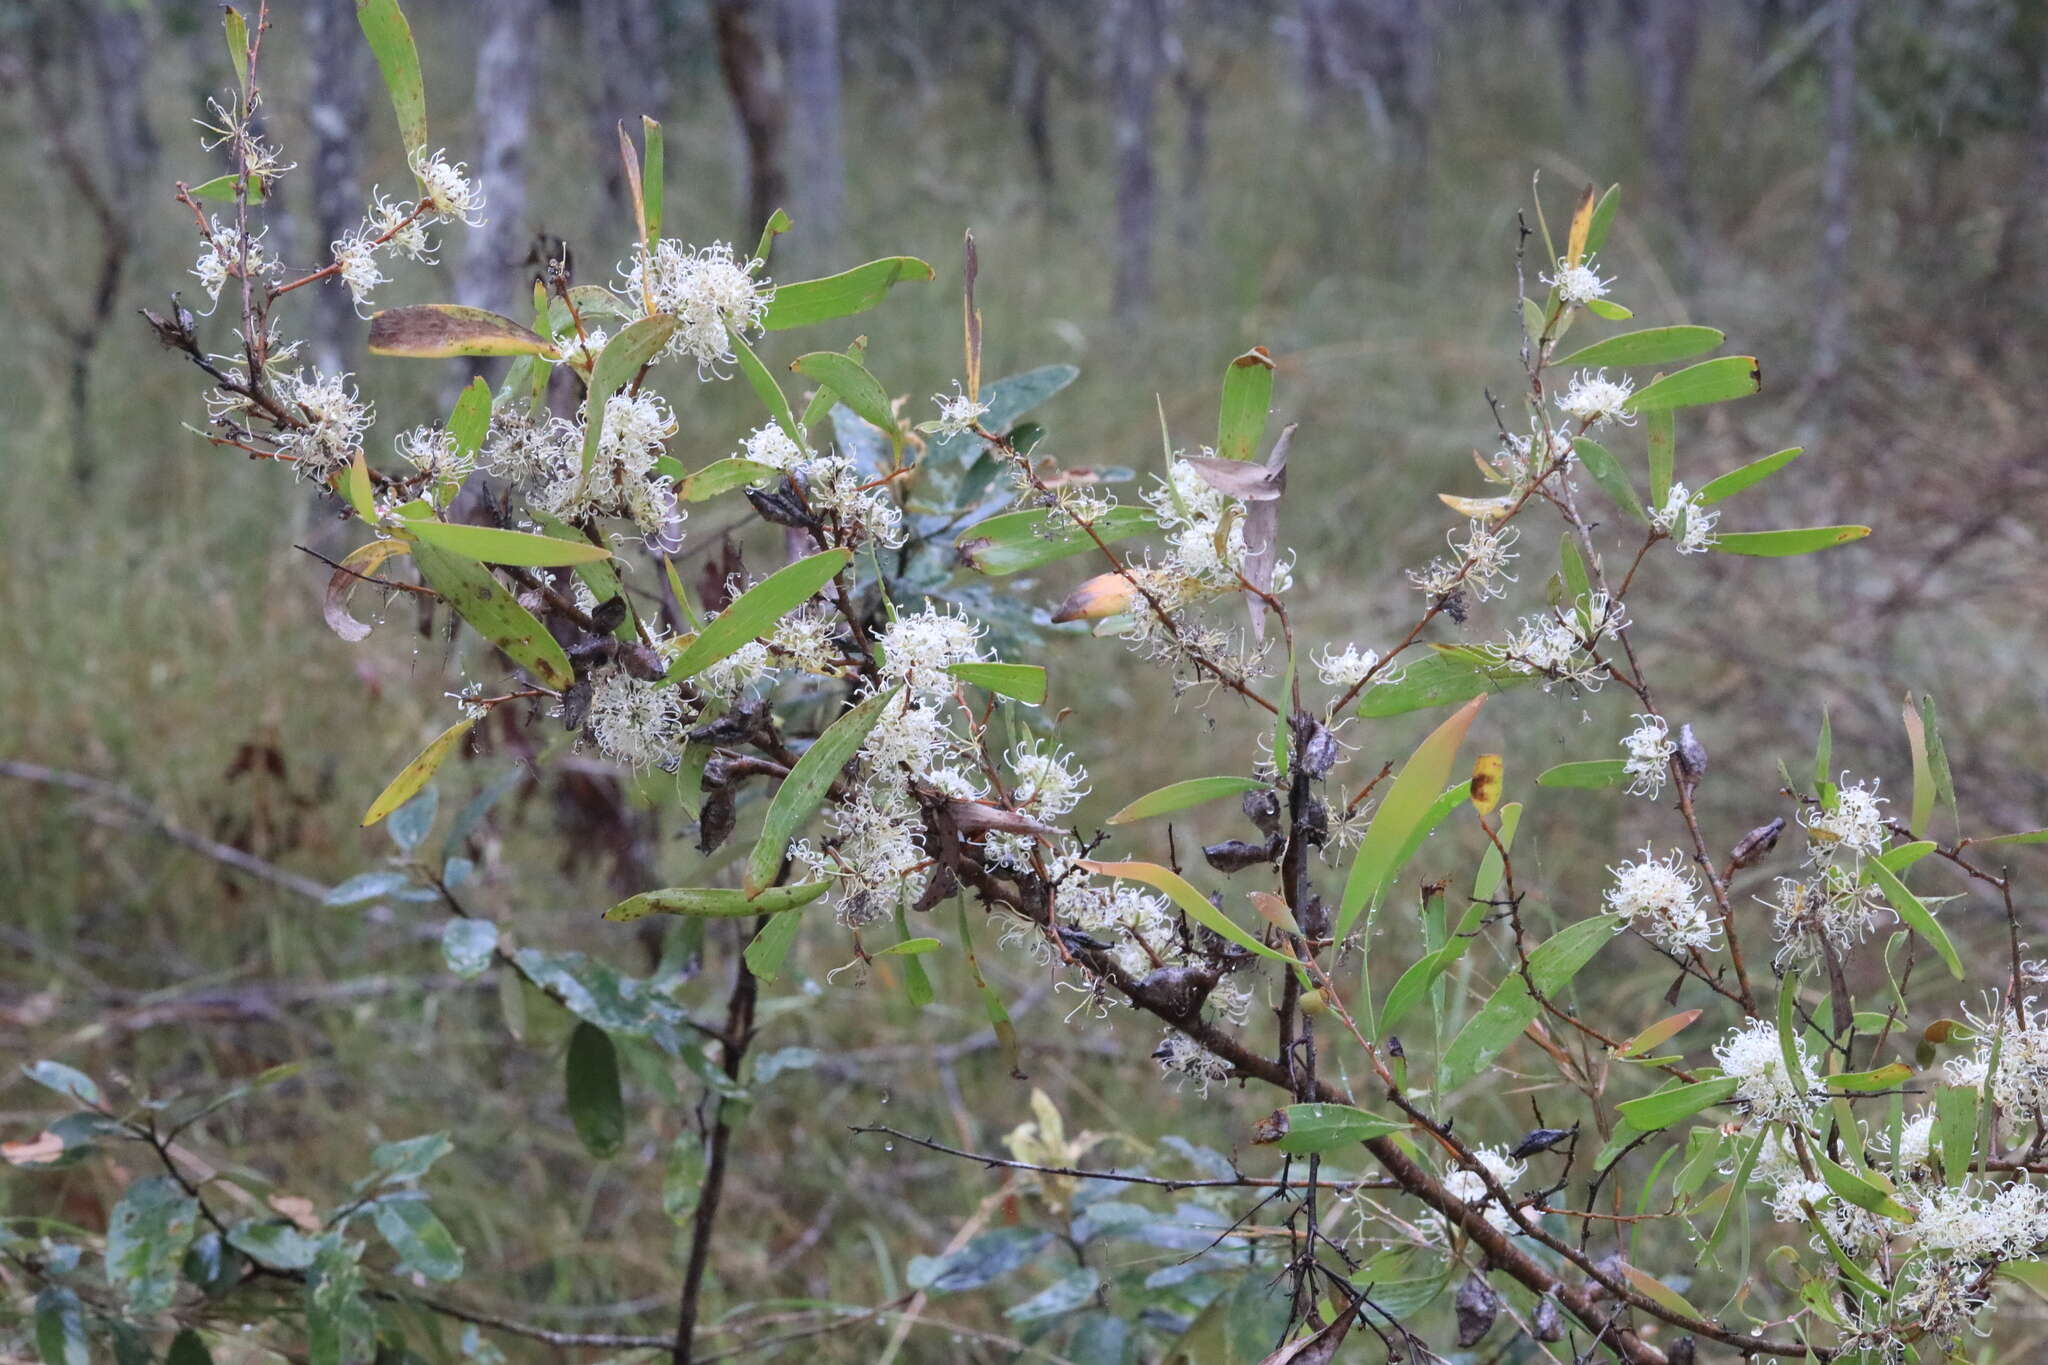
(393, 425, 471, 487)
(798, 456, 904, 547)
(1006, 741, 1089, 818)
(1945, 999, 2048, 1124)
(273, 370, 373, 479)
(1555, 368, 1637, 428)
(1713, 1020, 1818, 1123)
(192, 218, 272, 309)
(1650, 481, 1719, 554)
(768, 608, 845, 677)
(482, 412, 578, 485)
(1604, 847, 1715, 953)
(553, 326, 608, 372)
(794, 788, 930, 927)
(531, 391, 679, 539)
(409, 148, 485, 226)
(1410, 521, 1519, 602)
(878, 607, 986, 697)
(1801, 775, 1891, 863)
(1542, 255, 1614, 306)
(1880, 1111, 1937, 1172)
(1912, 1180, 2048, 1262)
(619, 239, 773, 374)
(586, 666, 685, 770)
(1153, 1032, 1232, 1096)
(738, 421, 806, 471)
(1620, 714, 1676, 799)
(858, 693, 957, 777)
(368, 191, 436, 261)
(1441, 1146, 1527, 1235)
(693, 639, 775, 703)
(924, 383, 989, 440)
(1765, 870, 1890, 967)
(331, 230, 388, 313)
(1313, 643, 1384, 690)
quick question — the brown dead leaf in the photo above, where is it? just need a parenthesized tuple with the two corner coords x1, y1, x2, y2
(2, 1130, 66, 1166)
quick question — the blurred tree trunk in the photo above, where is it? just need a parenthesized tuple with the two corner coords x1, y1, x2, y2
(1110, 0, 1163, 319)
(1986, 9, 2048, 308)
(585, 0, 671, 219)
(1168, 26, 1228, 253)
(1009, 25, 1057, 201)
(461, 0, 543, 319)
(777, 0, 844, 275)
(305, 0, 367, 375)
(712, 0, 788, 244)
(1631, 0, 1700, 237)
(1556, 0, 1590, 113)
(1812, 0, 1859, 389)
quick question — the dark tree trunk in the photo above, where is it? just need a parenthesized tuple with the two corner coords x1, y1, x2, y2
(777, 0, 844, 275)
(585, 0, 671, 219)
(712, 0, 788, 245)
(304, 0, 367, 374)
(1110, 0, 1163, 319)
(1631, 0, 1700, 238)
(461, 0, 544, 318)
(1557, 0, 1591, 112)
(1811, 0, 1859, 388)
(1010, 27, 1057, 200)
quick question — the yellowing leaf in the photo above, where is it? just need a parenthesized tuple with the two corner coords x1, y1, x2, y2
(361, 716, 477, 827)
(1337, 695, 1485, 937)
(1468, 754, 1503, 815)
(367, 305, 554, 358)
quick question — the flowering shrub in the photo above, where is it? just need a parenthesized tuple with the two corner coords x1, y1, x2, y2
(13, 4, 2048, 1364)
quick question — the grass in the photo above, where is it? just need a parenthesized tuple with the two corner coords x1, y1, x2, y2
(7, 3, 2048, 1360)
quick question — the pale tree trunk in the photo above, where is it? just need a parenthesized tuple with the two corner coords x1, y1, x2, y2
(461, 0, 544, 319)
(1631, 0, 1700, 237)
(304, 0, 367, 374)
(585, 0, 671, 219)
(1811, 0, 1859, 389)
(712, 0, 788, 245)
(777, 0, 843, 276)
(1109, 0, 1163, 319)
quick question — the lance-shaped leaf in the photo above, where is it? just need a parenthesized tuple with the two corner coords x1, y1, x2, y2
(361, 716, 478, 827)
(605, 882, 831, 922)
(1108, 775, 1268, 825)
(1536, 759, 1629, 789)
(1356, 646, 1533, 718)
(1865, 861, 1962, 979)
(403, 520, 613, 567)
(639, 116, 664, 241)
(1646, 405, 1675, 507)
(1699, 447, 1805, 505)
(730, 325, 800, 444)
(667, 548, 850, 682)
(355, 0, 426, 153)
(744, 911, 805, 983)
(1904, 694, 1935, 835)
(189, 171, 267, 203)
(791, 350, 895, 434)
(1712, 526, 1871, 557)
(745, 686, 901, 896)
(955, 505, 1157, 575)
(1815, 1153, 1916, 1223)
(677, 458, 780, 502)
(1616, 1009, 1702, 1058)
(944, 662, 1047, 704)
(372, 1200, 463, 1281)
(762, 256, 935, 330)
(1615, 1077, 1738, 1130)
(1216, 346, 1275, 462)
(1079, 860, 1299, 965)
(368, 305, 553, 358)
(579, 314, 679, 475)
(1624, 355, 1762, 412)
(412, 541, 574, 689)
(1439, 915, 1618, 1091)
(1553, 326, 1725, 371)
(1336, 696, 1485, 937)
(1257, 1103, 1407, 1154)
(1571, 437, 1647, 522)
(565, 1022, 625, 1157)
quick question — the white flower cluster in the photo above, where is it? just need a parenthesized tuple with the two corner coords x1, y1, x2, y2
(1945, 998, 2048, 1125)
(408, 148, 486, 226)
(1620, 714, 1676, 799)
(1761, 773, 1899, 969)
(1487, 423, 1574, 494)
(587, 659, 688, 772)
(1438, 1146, 1526, 1237)
(1713, 1019, 1818, 1123)
(923, 384, 989, 440)
(1650, 481, 1719, 554)
(1604, 847, 1715, 953)
(489, 392, 680, 543)
(1485, 591, 1627, 691)
(1154, 1031, 1233, 1096)
(272, 369, 373, 479)
(1120, 453, 1292, 641)
(1542, 254, 1614, 306)
(192, 219, 277, 310)
(1312, 642, 1387, 690)
(732, 422, 905, 548)
(617, 239, 773, 374)
(1554, 369, 1637, 429)
(1408, 521, 1519, 602)
(1801, 774, 1892, 864)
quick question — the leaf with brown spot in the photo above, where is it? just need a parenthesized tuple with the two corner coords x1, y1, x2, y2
(368, 304, 555, 358)
(1468, 753, 1503, 815)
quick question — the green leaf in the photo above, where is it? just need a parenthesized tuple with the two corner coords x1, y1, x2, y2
(23, 1060, 101, 1106)
(565, 1022, 625, 1158)
(368, 305, 552, 358)
(640, 116, 664, 242)
(306, 1236, 374, 1365)
(1936, 1083, 1976, 1187)
(441, 918, 497, 977)
(1078, 860, 1299, 965)
(910, 1226, 1051, 1292)
(1336, 696, 1484, 938)
(1107, 775, 1267, 826)
(663, 1135, 705, 1224)
(1554, 326, 1725, 370)
(1813, 707, 1833, 791)
(355, 0, 427, 153)
(411, 540, 575, 689)
(954, 505, 1157, 575)
(1584, 183, 1621, 256)
(1625, 356, 1762, 412)
(227, 1219, 321, 1271)
(1615, 1077, 1739, 1130)
(404, 520, 612, 567)
(368, 1132, 453, 1185)
(944, 662, 1047, 704)
(1584, 298, 1632, 321)
(668, 548, 850, 683)
(386, 784, 436, 850)
(189, 171, 267, 203)
(1830, 1063, 1913, 1093)
(1559, 533, 1590, 602)
(1698, 447, 1805, 506)
(761, 256, 935, 330)
(1439, 915, 1618, 1092)
(1267, 1103, 1406, 1154)
(1972, 828, 2048, 846)
(747, 686, 903, 898)
(677, 458, 780, 502)
(1536, 758, 1630, 790)
(1865, 861, 1962, 980)
(729, 325, 801, 445)
(222, 6, 251, 94)
(1571, 437, 1647, 522)
(1006, 1268, 1102, 1322)
(372, 1199, 464, 1281)
(361, 715, 478, 828)
(874, 937, 941, 956)
(1814, 1153, 1916, 1223)
(1903, 695, 1935, 836)
(1646, 404, 1675, 508)
(1216, 346, 1275, 462)
(579, 314, 680, 476)
(1710, 526, 1871, 557)
(743, 903, 806, 983)
(1354, 645, 1534, 718)
(753, 208, 793, 265)
(791, 351, 896, 436)
(605, 882, 831, 922)
(35, 1286, 89, 1365)
(107, 1176, 201, 1313)
(1875, 840, 1936, 871)
(1920, 692, 1958, 836)
(166, 1329, 213, 1365)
